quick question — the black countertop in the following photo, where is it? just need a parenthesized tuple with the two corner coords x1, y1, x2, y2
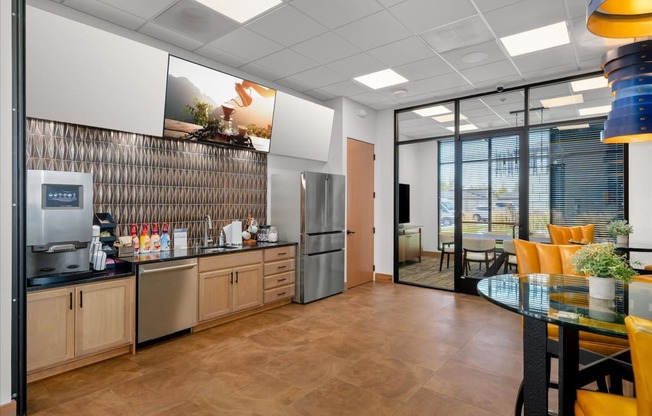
(27, 241, 297, 291)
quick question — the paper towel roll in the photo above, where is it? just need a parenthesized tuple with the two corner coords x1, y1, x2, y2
(230, 221, 242, 245)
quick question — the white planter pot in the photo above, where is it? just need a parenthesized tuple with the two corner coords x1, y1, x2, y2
(589, 276, 615, 300)
(616, 234, 629, 247)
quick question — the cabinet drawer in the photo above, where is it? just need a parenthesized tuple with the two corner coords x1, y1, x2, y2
(264, 271, 295, 290)
(264, 246, 295, 262)
(264, 259, 295, 276)
(199, 251, 263, 272)
(264, 284, 295, 303)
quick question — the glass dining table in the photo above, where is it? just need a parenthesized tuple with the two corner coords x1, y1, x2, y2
(477, 274, 631, 416)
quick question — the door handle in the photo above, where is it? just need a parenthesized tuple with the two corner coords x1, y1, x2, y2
(235, 271, 239, 284)
(347, 230, 355, 235)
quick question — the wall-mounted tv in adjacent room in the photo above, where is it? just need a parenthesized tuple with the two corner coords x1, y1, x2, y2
(163, 55, 277, 153)
(399, 183, 410, 224)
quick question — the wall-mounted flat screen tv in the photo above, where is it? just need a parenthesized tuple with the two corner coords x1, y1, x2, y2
(399, 183, 410, 224)
(163, 55, 277, 153)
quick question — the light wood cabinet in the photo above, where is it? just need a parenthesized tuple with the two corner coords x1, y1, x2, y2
(263, 246, 296, 304)
(75, 279, 134, 357)
(398, 229, 421, 263)
(27, 277, 135, 378)
(198, 251, 263, 322)
(27, 288, 75, 372)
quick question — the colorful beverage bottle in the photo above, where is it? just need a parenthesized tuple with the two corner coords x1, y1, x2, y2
(130, 223, 139, 255)
(151, 223, 161, 253)
(139, 223, 151, 253)
(160, 222, 171, 251)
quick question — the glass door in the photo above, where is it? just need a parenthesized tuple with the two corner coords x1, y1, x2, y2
(456, 133, 522, 294)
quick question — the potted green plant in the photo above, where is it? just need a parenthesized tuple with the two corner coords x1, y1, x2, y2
(606, 219, 634, 247)
(572, 242, 638, 299)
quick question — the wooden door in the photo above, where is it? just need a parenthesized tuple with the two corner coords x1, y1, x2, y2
(75, 278, 134, 357)
(27, 288, 75, 372)
(233, 263, 263, 312)
(346, 138, 375, 288)
(199, 268, 234, 321)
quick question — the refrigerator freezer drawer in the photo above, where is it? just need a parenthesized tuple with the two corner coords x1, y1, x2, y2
(302, 232, 345, 255)
(298, 250, 344, 304)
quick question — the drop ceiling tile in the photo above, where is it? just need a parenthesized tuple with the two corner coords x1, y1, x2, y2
(441, 40, 508, 71)
(377, 84, 430, 100)
(326, 53, 385, 78)
(460, 60, 519, 84)
(565, 0, 587, 19)
(194, 45, 249, 68)
(320, 80, 370, 97)
(474, 0, 523, 13)
(246, 5, 327, 47)
(415, 72, 471, 93)
(208, 27, 284, 61)
(238, 62, 285, 82)
(275, 77, 312, 92)
(350, 91, 398, 108)
(389, 0, 477, 34)
(154, 0, 240, 43)
(291, 32, 360, 65)
(394, 92, 435, 105)
(282, 66, 346, 89)
(393, 56, 454, 81)
(484, 0, 567, 37)
(139, 22, 204, 50)
(368, 37, 436, 68)
(304, 88, 336, 101)
(420, 15, 495, 53)
(254, 48, 319, 77)
(376, 0, 408, 6)
(335, 10, 412, 51)
(91, 0, 176, 19)
(521, 62, 579, 84)
(62, 0, 145, 30)
(512, 44, 576, 74)
(291, 0, 382, 29)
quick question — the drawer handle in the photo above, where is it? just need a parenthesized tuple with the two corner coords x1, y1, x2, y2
(69, 292, 73, 310)
(277, 252, 286, 256)
(277, 278, 287, 282)
(277, 265, 287, 270)
(277, 292, 286, 297)
(235, 271, 239, 284)
(230, 272, 233, 284)
(79, 290, 83, 308)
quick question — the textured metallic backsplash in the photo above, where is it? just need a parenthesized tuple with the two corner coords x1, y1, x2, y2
(26, 118, 267, 246)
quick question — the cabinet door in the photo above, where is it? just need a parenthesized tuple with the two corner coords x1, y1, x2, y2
(75, 278, 134, 358)
(233, 263, 263, 312)
(199, 268, 233, 321)
(398, 234, 407, 262)
(27, 288, 75, 372)
(406, 234, 421, 260)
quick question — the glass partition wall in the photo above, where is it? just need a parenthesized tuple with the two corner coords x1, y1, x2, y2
(395, 73, 626, 294)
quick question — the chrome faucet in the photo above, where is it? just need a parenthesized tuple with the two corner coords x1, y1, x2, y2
(204, 215, 213, 247)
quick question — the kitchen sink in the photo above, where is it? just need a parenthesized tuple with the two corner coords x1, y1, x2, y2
(200, 244, 239, 253)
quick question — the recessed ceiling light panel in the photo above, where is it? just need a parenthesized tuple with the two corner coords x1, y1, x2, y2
(196, 0, 282, 23)
(447, 123, 478, 132)
(354, 69, 408, 90)
(579, 105, 611, 116)
(500, 22, 570, 57)
(571, 76, 608, 92)
(412, 105, 451, 117)
(540, 94, 584, 108)
(433, 113, 468, 123)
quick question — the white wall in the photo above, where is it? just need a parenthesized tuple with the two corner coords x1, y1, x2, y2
(628, 142, 652, 266)
(0, 0, 13, 407)
(398, 141, 438, 253)
(374, 109, 394, 277)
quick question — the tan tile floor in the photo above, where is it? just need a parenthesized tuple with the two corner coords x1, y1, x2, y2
(28, 282, 525, 415)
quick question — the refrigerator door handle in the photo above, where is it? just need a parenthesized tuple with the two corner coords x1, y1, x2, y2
(347, 230, 355, 235)
(324, 174, 330, 230)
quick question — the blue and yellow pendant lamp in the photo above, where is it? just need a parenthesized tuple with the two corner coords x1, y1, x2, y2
(587, 0, 652, 143)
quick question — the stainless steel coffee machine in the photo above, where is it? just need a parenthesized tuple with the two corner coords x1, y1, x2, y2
(26, 170, 94, 280)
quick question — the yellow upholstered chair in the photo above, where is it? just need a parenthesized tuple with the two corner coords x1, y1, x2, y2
(513, 239, 629, 356)
(548, 223, 595, 245)
(575, 315, 652, 416)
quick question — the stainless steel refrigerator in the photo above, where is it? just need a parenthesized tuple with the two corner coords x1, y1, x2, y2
(271, 171, 345, 303)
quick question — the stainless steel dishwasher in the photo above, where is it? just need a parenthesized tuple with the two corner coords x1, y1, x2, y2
(138, 258, 198, 343)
